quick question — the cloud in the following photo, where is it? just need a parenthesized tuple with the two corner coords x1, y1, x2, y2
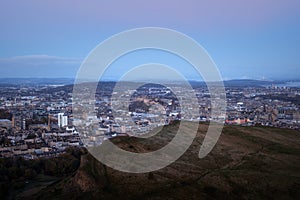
(0, 55, 82, 78)
(0, 55, 81, 65)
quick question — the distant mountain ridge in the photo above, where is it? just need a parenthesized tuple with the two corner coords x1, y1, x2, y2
(0, 78, 299, 88)
(0, 78, 74, 86)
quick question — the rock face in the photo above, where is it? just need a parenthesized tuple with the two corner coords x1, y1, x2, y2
(37, 122, 300, 199)
(73, 155, 102, 192)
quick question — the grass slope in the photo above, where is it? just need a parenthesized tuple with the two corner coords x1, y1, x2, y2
(35, 122, 300, 200)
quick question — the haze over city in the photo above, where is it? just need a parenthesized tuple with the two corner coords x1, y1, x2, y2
(0, 0, 299, 80)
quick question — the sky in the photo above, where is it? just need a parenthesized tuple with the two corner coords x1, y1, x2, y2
(0, 0, 299, 81)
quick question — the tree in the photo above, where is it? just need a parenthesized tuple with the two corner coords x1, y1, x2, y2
(24, 168, 37, 180)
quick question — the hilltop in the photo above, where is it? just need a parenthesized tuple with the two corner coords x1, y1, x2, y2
(28, 122, 300, 200)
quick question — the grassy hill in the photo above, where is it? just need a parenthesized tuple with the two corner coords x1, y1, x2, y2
(18, 122, 300, 199)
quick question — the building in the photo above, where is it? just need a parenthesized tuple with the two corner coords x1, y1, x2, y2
(0, 119, 12, 129)
(58, 113, 68, 128)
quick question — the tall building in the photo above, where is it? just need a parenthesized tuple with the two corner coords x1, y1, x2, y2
(11, 115, 15, 128)
(22, 118, 26, 130)
(58, 113, 68, 128)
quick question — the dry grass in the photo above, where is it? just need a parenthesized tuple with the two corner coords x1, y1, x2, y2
(36, 122, 300, 200)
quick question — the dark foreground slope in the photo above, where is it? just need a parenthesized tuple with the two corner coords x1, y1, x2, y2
(34, 122, 300, 200)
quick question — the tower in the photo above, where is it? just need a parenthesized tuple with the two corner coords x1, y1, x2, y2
(22, 118, 26, 130)
(48, 114, 51, 131)
(58, 113, 68, 128)
(11, 114, 15, 128)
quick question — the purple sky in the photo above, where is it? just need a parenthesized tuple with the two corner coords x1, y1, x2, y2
(0, 0, 299, 80)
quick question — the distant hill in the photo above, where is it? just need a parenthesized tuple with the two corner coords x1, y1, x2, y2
(0, 78, 74, 86)
(223, 79, 275, 88)
(0, 78, 295, 88)
(38, 78, 293, 96)
(189, 79, 288, 88)
(31, 122, 300, 200)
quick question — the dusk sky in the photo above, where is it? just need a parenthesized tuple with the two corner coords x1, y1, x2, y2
(0, 0, 299, 80)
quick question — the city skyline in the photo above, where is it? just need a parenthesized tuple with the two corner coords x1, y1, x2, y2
(0, 0, 299, 80)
